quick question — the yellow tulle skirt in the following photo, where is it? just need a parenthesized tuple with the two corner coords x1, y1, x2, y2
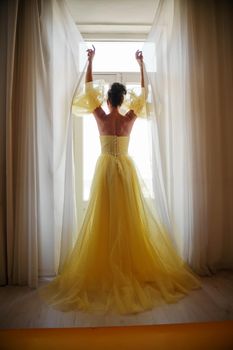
(39, 136, 200, 314)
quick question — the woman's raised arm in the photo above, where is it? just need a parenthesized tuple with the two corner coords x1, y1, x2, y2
(85, 45, 95, 83)
(135, 50, 144, 88)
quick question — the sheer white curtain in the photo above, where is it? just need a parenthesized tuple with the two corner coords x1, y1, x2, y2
(40, 1, 86, 275)
(144, 0, 233, 274)
(0, 0, 86, 287)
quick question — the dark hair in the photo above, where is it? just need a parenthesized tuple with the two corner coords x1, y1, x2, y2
(107, 82, 127, 107)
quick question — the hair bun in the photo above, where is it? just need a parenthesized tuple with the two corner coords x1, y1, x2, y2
(109, 83, 127, 95)
(107, 82, 127, 108)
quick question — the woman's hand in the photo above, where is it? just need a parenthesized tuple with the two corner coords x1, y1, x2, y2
(87, 45, 95, 62)
(135, 50, 143, 67)
(136, 50, 144, 87)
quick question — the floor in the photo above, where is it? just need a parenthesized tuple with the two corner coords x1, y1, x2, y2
(0, 271, 232, 329)
(1, 321, 233, 350)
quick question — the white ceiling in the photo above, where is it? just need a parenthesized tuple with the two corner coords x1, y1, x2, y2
(66, 0, 158, 40)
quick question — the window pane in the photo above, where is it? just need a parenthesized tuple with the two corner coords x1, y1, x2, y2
(83, 83, 110, 201)
(83, 116, 100, 201)
(86, 41, 144, 72)
(127, 84, 153, 198)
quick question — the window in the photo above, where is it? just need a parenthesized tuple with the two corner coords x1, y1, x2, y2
(87, 41, 144, 72)
(73, 42, 153, 224)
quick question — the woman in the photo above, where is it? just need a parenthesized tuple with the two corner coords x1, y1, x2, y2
(39, 47, 200, 314)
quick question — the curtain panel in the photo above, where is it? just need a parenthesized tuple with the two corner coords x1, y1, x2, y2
(0, 0, 86, 287)
(144, 0, 233, 274)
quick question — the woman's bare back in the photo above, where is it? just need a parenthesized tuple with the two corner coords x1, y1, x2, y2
(93, 108, 137, 137)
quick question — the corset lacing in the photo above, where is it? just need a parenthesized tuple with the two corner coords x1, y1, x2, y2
(100, 135, 129, 157)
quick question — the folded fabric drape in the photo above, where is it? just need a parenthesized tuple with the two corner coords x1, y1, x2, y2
(0, 0, 86, 287)
(144, 0, 233, 273)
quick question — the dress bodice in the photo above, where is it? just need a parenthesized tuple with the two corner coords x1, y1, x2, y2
(100, 135, 129, 157)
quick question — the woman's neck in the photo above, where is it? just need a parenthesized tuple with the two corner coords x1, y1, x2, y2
(108, 106, 119, 113)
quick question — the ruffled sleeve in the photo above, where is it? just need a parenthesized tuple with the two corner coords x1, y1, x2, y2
(122, 87, 147, 118)
(72, 80, 105, 117)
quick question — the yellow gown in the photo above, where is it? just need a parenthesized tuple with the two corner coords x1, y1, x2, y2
(39, 81, 200, 314)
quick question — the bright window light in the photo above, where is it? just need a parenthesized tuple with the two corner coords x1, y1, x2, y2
(86, 41, 144, 72)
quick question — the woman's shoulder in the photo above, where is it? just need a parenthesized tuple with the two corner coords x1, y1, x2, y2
(104, 112, 126, 118)
(124, 110, 137, 120)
